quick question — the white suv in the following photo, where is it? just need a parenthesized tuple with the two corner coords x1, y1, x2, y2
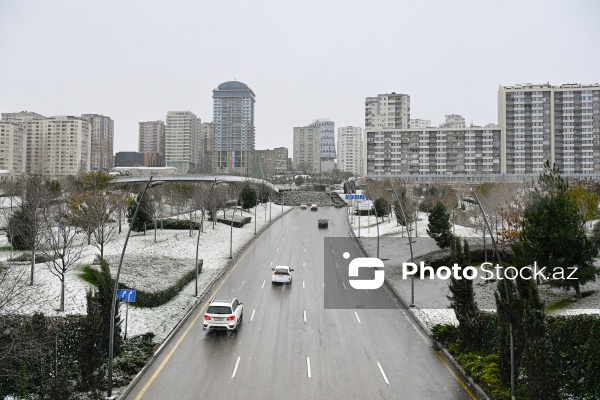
(203, 297, 243, 331)
(272, 266, 294, 284)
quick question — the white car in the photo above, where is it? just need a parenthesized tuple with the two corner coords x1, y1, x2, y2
(300, 203, 308, 209)
(271, 266, 294, 284)
(203, 297, 243, 331)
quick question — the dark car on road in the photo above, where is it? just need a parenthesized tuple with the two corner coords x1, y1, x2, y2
(318, 219, 329, 228)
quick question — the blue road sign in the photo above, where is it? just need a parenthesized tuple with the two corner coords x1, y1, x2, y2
(117, 289, 137, 303)
(344, 194, 365, 200)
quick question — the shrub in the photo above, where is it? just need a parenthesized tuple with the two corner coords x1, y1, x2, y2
(158, 219, 200, 230)
(82, 261, 202, 308)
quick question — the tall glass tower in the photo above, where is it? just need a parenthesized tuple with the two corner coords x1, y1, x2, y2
(212, 81, 256, 174)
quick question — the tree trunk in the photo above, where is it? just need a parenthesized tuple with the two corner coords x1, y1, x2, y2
(575, 281, 581, 299)
(30, 247, 36, 286)
(60, 275, 65, 312)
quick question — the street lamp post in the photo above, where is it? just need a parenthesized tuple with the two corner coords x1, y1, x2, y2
(230, 201, 236, 260)
(107, 177, 163, 399)
(195, 179, 221, 297)
(363, 180, 380, 259)
(470, 189, 516, 400)
(387, 186, 415, 307)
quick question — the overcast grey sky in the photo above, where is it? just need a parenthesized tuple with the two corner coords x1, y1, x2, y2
(1, 0, 599, 154)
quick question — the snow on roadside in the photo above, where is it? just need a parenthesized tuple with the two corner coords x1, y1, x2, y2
(1, 203, 293, 343)
(348, 209, 600, 331)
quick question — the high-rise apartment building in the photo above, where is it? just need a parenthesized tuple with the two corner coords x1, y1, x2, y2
(293, 125, 320, 173)
(139, 120, 165, 155)
(0, 121, 25, 173)
(440, 114, 466, 128)
(499, 83, 600, 175)
(337, 126, 363, 176)
(1, 112, 90, 175)
(212, 81, 256, 174)
(200, 122, 214, 173)
(314, 119, 336, 172)
(365, 93, 410, 129)
(365, 127, 500, 179)
(293, 119, 336, 173)
(82, 114, 114, 171)
(253, 147, 289, 175)
(410, 119, 431, 129)
(165, 111, 199, 174)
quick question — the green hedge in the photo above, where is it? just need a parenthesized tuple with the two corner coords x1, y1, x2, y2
(82, 260, 202, 308)
(433, 312, 600, 399)
(211, 216, 252, 228)
(156, 218, 200, 230)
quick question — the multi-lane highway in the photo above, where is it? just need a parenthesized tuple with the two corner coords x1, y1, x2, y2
(124, 207, 474, 400)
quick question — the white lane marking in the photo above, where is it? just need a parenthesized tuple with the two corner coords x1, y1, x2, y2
(270, 261, 273, 267)
(303, 261, 305, 267)
(331, 248, 334, 253)
(282, 237, 284, 241)
(322, 282, 324, 287)
(303, 310, 306, 323)
(303, 281, 305, 289)
(232, 356, 241, 379)
(307, 357, 312, 378)
(304, 249, 306, 253)
(261, 280, 266, 288)
(355, 312, 361, 324)
(238, 280, 245, 291)
(335, 263, 339, 269)
(342, 282, 347, 290)
(286, 230, 288, 234)
(276, 247, 279, 252)
(250, 309, 256, 321)
(377, 361, 389, 385)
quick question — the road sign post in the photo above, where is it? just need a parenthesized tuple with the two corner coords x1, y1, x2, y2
(117, 290, 137, 340)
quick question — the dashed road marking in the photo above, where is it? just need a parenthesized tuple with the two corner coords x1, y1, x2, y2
(307, 357, 312, 378)
(250, 309, 256, 321)
(377, 361, 389, 385)
(355, 312, 361, 324)
(342, 282, 347, 290)
(261, 280, 266, 288)
(232, 356, 241, 379)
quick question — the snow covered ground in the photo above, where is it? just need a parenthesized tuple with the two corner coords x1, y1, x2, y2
(2, 203, 597, 345)
(1, 202, 293, 342)
(349, 210, 600, 331)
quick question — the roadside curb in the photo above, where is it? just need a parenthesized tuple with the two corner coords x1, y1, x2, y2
(346, 218, 490, 400)
(117, 207, 293, 399)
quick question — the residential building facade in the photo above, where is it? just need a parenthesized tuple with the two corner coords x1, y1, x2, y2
(82, 114, 113, 171)
(365, 93, 410, 129)
(499, 83, 600, 175)
(139, 120, 165, 163)
(212, 81, 256, 175)
(365, 127, 501, 179)
(1, 112, 90, 175)
(337, 126, 363, 176)
(253, 147, 289, 176)
(410, 119, 431, 129)
(440, 114, 466, 128)
(293, 125, 321, 172)
(165, 111, 199, 174)
(0, 121, 25, 173)
(199, 122, 214, 173)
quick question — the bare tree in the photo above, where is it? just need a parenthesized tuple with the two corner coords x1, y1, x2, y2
(9, 176, 55, 286)
(206, 185, 228, 229)
(90, 192, 118, 258)
(42, 204, 85, 312)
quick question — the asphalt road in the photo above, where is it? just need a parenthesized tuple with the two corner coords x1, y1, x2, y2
(124, 206, 474, 400)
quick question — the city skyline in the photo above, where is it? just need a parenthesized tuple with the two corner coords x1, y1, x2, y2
(1, 1, 598, 154)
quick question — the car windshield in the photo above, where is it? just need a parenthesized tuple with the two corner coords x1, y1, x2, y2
(207, 306, 232, 314)
(275, 269, 289, 275)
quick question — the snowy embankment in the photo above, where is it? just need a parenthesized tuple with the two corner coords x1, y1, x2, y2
(1, 203, 293, 342)
(349, 210, 600, 331)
